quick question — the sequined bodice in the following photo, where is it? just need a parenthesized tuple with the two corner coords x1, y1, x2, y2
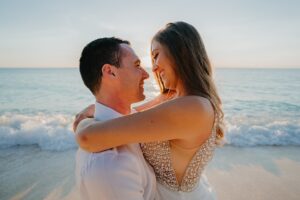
(140, 123, 217, 192)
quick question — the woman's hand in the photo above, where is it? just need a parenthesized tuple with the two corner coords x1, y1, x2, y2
(73, 104, 95, 132)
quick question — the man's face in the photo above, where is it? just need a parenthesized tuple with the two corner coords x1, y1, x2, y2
(115, 44, 149, 104)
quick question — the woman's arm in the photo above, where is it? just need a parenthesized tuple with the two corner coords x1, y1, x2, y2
(77, 96, 214, 152)
(73, 91, 175, 132)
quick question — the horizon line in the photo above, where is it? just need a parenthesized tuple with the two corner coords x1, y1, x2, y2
(0, 66, 299, 70)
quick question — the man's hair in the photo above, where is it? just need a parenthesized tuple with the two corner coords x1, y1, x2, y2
(79, 37, 130, 94)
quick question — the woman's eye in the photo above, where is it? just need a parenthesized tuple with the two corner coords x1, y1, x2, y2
(152, 53, 158, 60)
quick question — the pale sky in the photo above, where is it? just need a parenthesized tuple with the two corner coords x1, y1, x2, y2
(0, 0, 299, 68)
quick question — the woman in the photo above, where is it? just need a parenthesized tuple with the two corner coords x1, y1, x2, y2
(75, 21, 224, 200)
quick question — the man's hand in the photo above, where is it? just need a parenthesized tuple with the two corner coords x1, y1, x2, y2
(134, 89, 177, 112)
(157, 89, 177, 103)
(73, 104, 95, 132)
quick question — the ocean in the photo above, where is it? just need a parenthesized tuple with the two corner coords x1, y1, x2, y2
(0, 68, 299, 151)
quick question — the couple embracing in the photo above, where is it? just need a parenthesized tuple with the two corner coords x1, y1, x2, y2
(74, 21, 224, 200)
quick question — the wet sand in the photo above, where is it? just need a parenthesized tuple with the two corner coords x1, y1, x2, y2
(1, 146, 299, 200)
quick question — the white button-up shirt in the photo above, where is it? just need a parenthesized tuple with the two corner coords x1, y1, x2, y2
(76, 102, 157, 200)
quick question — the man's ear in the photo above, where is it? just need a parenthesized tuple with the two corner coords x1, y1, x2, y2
(102, 64, 116, 78)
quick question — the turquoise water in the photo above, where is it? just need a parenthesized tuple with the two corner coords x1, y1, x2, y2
(0, 68, 299, 150)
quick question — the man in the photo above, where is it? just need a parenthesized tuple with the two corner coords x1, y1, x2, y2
(75, 37, 157, 200)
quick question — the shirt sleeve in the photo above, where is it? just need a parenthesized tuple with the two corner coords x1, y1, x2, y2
(83, 150, 145, 200)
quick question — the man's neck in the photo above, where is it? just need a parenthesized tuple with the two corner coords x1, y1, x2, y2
(95, 94, 131, 115)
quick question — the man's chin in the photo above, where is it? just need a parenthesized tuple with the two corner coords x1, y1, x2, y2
(134, 94, 146, 103)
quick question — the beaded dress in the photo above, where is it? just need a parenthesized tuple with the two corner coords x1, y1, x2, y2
(140, 121, 217, 200)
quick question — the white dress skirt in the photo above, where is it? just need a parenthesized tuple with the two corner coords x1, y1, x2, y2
(155, 174, 217, 200)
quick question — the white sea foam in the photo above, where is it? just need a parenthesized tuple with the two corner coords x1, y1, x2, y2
(0, 113, 77, 151)
(0, 112, 299, 151)
(225, 118, 300, 146)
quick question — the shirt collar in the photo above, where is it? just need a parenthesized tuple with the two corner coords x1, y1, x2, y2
(94, 101, 123, 121)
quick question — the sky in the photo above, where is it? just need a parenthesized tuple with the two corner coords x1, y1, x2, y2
(0, 0, 299, 68)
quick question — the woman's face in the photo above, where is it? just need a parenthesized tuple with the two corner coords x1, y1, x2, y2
(151, 40, 177, 90)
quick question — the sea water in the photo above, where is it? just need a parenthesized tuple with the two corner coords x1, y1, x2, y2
(0, 68, 299, 150)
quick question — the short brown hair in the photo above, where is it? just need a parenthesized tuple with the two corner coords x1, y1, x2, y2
(79, 37, 130, 94)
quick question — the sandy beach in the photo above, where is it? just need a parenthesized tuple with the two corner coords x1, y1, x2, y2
(207, 146, 300, 200)
(1, 146, 299, 200)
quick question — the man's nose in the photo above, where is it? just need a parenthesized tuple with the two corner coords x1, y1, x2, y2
(142, 68, 149, 79)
